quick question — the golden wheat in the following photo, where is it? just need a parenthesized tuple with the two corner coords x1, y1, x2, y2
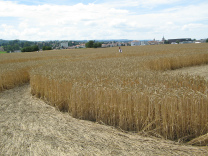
(1, 43, 208, 144)
(30, 44, 208, 142)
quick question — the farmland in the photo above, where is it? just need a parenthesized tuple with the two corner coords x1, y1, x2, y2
(1, 84, 208, 155)
(1, 43, 208, 152)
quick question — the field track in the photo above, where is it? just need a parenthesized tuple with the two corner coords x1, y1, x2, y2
(0, 83, 208, 155)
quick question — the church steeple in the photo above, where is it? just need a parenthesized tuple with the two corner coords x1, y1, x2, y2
(162, 36, 165, 41)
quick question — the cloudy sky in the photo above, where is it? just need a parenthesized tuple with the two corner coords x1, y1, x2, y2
(0, 0, 207, 41)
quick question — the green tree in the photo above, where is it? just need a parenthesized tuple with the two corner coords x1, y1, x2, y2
(85, 40, 102, 48)
(21, 46, 31, 52)
(206, 38, 208, 43)
(164, 40, 169, 44)
(6, 45, 14, 52)
(42, 46, 52, 50)
(93, 42, 102, 48)
(32, 45, 39, 51)
(23, 42, 31, 47)
(85, 40, 94, 48)
(14, 44, 20, 50)
(21, 45, 39, 52)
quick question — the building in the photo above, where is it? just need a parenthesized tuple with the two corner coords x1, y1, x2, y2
(179, 41, 194, 44)
(14, 50, 21, 53)
(148, 39, 158, 45)
(162, 36, 165, 42)
(199, 39, 207, 43)
(101, 42, 119, 47)
(76, 44, 86, 48)
(102, 43, 114, 47)
(131, 40, 141, 46)
(140, 41, 149, 46)
(148, 41, 158, 45)
(167, 38, 192, 44)
(60, 42, 68, 48)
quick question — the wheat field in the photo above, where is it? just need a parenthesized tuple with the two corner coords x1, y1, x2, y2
(1, 43, 208, 145)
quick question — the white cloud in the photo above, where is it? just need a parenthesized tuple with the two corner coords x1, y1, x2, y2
(101, 0, 181, 8)
(0, 0, 207, 40)
(182, 23, 208, 31)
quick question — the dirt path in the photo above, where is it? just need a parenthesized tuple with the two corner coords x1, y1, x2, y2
(0, 84, 208, 156)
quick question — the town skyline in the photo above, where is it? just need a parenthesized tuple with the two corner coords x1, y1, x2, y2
(1, 37, 207, 53)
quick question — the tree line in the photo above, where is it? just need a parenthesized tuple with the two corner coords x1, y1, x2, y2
(0, 40, 53, 52)
(21, 45, 39, 52)
(0, 39, 87, 52)
(85, 40, 102, 48)
(21, 45, 52, 52)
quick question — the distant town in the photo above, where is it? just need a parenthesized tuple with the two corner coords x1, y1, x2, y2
(0, 37, 208, 53)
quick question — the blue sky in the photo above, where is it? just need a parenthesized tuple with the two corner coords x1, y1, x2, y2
(0, 0, 207, 41)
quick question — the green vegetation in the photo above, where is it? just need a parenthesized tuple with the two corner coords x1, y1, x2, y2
(206, 38, 208, 43)
(42, 46, 52, 51)
(21, 45, 39, 52)
(176, 40, 179, 44)
(68, 41, 80, 46)
(0, 40, 34, 52)
(85, 40, 102, 48)
(0, 51, 6, 54)
(1, 40, 21, 52)
(0, 39, 89, 52)
(164, 40, 169, 44)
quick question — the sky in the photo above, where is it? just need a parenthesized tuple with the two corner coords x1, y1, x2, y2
(0, 0, 208, 41)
